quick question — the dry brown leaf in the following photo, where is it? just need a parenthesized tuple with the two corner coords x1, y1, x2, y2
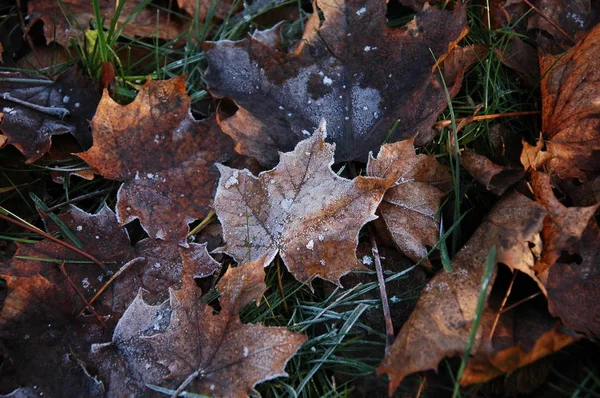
(378, 193, 546, 395)
(214, 121, 391, 286)
(461, 300, 577, 385)
(77, 76, 234, 245)
(495, 37, 540, 87)
(27, 0, 186, 48)
(527, 0, 594, 51)
(531, 171, 600, 337)
(0, 70, 100, 162)
(461, 150, 525, 196)
(204, 1, 470, 165)
(93, 256, 306, 397)
(531, 23, 600, 180)
(177, 0, 239, 21)
(544, 221, 600, 338)
(366, 137, 452, 266)
(531, 171, 599, 273)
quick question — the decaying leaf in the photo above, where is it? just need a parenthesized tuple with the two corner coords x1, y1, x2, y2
(366, 137, 452, 266)
(544, 221, 600, 338)
(461, 150, 525, 196)
(378, 193, 547, 394)
(204, 0, 470, 165)
(0, 70, 99, 162)
(527, 23, 600, 181)
(177, 0, 239, 21)
(93, 255, 306, 397)
(214, 121, 391, 286)
(527, 0, 594, 51)
(26, 0, 186, 48)
(531, 171, 599, 273)
(78, 76, 234, 245)
(531, 171, 600, 338)
(461, 298, 577, 385)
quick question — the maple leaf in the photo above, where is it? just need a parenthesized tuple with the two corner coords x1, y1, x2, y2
(94, 255, 306, 397)
(214, 121, 392, 286)
(26, 0, 186, 48)
(366, 137, 452, 266)
(522, 23, 600, 181)
(0, 70, 99, 162)
(77, 76, 234, 245)
(378, 193, 547, 395)
(203, 1, 469, 165)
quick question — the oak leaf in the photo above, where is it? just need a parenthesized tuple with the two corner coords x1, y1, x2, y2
(0, 70, 99, 162)
(94, 255, 306, 397)
(524, 23, 600, 181)
(26, 0, 186, 48)
(378, 193, 547, 395)
(203, 0, 469, 165)
(366, 137, 452, 266)
(214, 121, 391, 286)
(77, 76, 234, 245)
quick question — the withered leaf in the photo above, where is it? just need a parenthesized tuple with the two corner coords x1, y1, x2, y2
(544, 221, 600, 338)
(95, 255, 306, 397)
(531, 171, 599, 273)
(214, 121, 391, 286)
(529, 23, 600, 181)
(204, 1, 469, 165)
(27, 0, 186, 48)
(0, 204, 134, 333)
(378, 193, 546, 395)
(461, 150, 525, 196)
(0, 70, 99, 162)
(366, 137, 452, 266)
(177, 0, 239, 21)
(461, 299, 577, 385)
(78, 76, 234, 245)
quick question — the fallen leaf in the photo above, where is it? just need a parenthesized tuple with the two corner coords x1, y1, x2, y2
(0, 70, 100, 162)
(531, 171, 599, 273)
(544, 221, 600, 338)
(377, 193, 546, 395)
(461, 297, 577, 385)
(461, 150, 525, 196)
(366, 137, 452, 266)
(527, 0, 593, 51)
(204, 1, 469, 165)
(77, 76, 234, 245)
(93, 255, 306, 397)
(495, 37, 540, 87)
(214, 121, 391, 286)
(26, 0, 186, 48)
(177, 0, 239, 21)
(534, 23, 600, 180)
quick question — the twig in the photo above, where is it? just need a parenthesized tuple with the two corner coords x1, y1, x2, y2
(501, 291, 542, 313)
(45, 188, 114, 212)
(522, 0, 576, 45)
(489, 270, 517, 339)
(276, 259, 290, 314)
(1, 93, 70, 119)
(368, 226, 394, 355)
(57, 262, 106, 328)
(435, 111, 541, 130)
(187, 210, 216, 237)
(0, 213, 111, 275)
(78, 257, 144, 315)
